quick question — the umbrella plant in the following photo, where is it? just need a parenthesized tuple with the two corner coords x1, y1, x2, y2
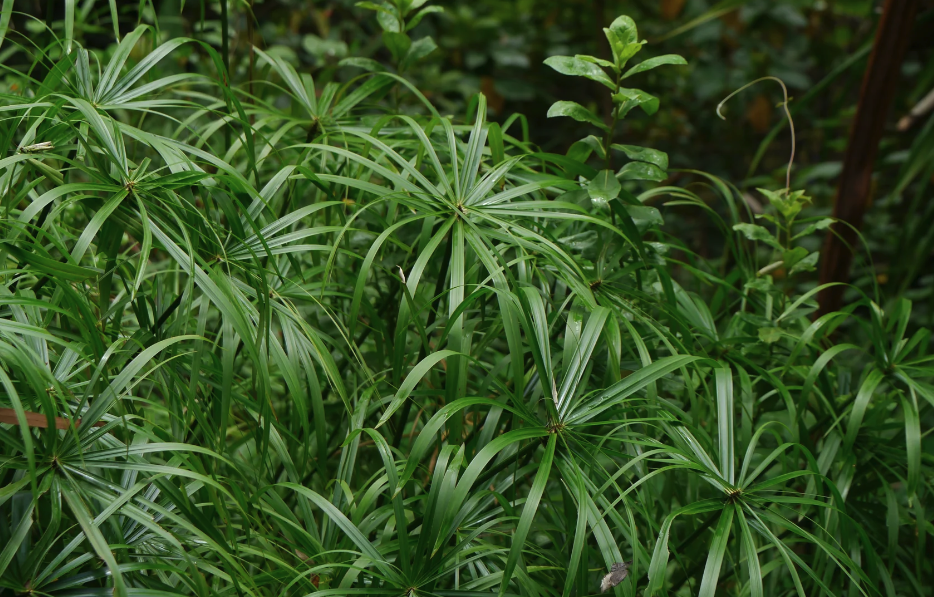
(0, 3, 930, 596)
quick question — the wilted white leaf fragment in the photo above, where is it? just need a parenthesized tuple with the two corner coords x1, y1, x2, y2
(600, 561, 630, 592)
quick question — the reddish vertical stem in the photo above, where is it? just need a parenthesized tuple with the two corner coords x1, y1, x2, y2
(817, 0, 918, 315)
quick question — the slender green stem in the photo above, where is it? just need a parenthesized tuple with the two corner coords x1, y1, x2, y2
(221, 0, 231, 150)
(603, 71, 624, 170)
(717, 76, 796, 197)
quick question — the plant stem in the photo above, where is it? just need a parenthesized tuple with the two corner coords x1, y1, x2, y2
(603, 72, 623, 170)
(221, 0, 231, 150)
(392, 231, 453, 450)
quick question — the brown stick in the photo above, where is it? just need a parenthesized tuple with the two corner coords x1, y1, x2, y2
(0, 408, 105, 430)
(817, 0, 919, 315)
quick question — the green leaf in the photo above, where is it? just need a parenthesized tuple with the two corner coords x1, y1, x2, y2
(556, 307, 610, 415)
(405, 5, 443, 31)
(544, 55, 616, 89)
(27, 158, 64, 185)
(376, 350, 460, 428)
(0, 503, 32, 578)
(789, 251, 819, 274)
(757, 187, 811, 219)
(715, 366, 735, 484)
(339, 57, 389, 72)
(489, 121, 505, 165)
(561, 461, 591, 597)
(613, 88, 660, 117)
(612, 39, 645, 68)
(356, 0, 391, 13)
(607, 15, 638, 45)
(383, 31, 411, 61)
(400, 35, 437, 70)
(698, 508, 734, 597)
(567, 140, 594, 163)
(2, 242, 99, 282)
(588, 170, 621, 206)
(281, 483, 400, 582)
(782, 246, 809, 269)
(0, 0, 12, 50)
(618, 161, 667, 181)
(440, 427, 549, 544)
(498, 434, 556, 597)
(62, 483, 128, 597)
(625, 204, 663, 231)
(732, 223, 783, 250)
(547, 100, 609, 132)
(64, 0, 75, 53)
(793, 217, 834, 239)
(147, 170, 211, 190)
(255, 47, 318, 114)
(622, 54, 687, 78)
(576, 53, 617, 69)
(604, 15, 643, 67)
(735, 505, 764, 597)
(645, 499, 724, 596)
(365, 1, 402, 32)
(612, 144, 669, 169)
(582, 134, 607, 159)
(758, 327, 782, 344)
(71, 190, 129, 261)
(844, 368, 885, 450)
(900, 393, 921, 497)
(570, 355, 700, 424)
(398, 397, 520, 488)
(94, 26, 148, 101)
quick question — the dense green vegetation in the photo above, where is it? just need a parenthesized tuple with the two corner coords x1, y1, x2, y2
(0, 1, 932, 596)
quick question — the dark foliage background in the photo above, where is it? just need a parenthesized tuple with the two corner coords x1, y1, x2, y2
(149, 0, 934, 319)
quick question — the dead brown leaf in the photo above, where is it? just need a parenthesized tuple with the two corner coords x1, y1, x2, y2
(746, 94, 773, 134)
(481, 77, 505, 114)
(0, 408, 104, 430)
(661, 0, 686, 20)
